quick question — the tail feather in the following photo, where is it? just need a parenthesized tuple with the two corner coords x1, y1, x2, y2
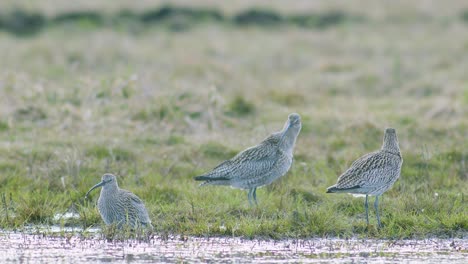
(194, 175, 230, 187)
(194, 175, 229, 181)
(326, 185, 361, 193)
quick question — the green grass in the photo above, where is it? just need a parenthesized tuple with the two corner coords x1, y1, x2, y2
(0, 1, 467, 239)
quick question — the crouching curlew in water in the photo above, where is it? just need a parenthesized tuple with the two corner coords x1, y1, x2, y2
(327, 128, 403, 228)
(85, 173, 152, 229)
(194, 113, 302, 205)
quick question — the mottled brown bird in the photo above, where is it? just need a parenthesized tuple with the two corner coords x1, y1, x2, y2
(195, 113, 302, 205)
(86, 174, 152, 229)
(327, 128, 403, 227)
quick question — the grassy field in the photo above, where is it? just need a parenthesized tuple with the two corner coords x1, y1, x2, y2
(0, 1, 467, 239)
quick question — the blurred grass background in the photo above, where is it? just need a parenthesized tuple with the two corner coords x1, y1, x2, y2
(0, 0, 466, 238)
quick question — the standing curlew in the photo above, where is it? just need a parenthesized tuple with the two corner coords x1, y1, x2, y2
(85, 173, 152, 229)
(194, 113, 302, 205)
(327, 128, 403, 228)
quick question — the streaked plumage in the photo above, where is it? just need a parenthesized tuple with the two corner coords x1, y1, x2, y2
(85, 173, 152, 229)
(327, 128, 403, 227)
(194, 113, 302, 205)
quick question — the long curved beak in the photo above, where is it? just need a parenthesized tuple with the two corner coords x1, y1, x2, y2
(85, 180, 106, 199)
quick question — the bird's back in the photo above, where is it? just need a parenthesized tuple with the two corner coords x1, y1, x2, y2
(195, 133, 293, 188)
(328, 150, 402, 195)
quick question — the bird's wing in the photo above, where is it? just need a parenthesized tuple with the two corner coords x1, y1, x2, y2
(126, 192, 144, 205)
(121, 191, 146, 211)
(125, 192, 151, 223)
(198, 142, 281, 181)
(335, 151, 396, 189)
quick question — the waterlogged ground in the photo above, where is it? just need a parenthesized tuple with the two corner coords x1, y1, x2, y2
(0, 227, 466, 263)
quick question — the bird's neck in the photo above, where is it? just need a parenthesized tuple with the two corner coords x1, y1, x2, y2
(101, 184, 119, 197)
(279, 125, 300, 152)
(382, 136, 400, 156)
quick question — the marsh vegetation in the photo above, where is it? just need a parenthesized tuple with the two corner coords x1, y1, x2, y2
(0, 0, 466, 240)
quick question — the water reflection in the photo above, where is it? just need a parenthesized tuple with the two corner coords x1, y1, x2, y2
(0, 228, 466, 263)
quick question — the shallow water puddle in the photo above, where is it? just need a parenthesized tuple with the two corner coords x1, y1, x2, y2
(0, 229, 466, 263)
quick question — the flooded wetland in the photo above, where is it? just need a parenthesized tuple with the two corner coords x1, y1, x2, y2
(1, 0, 467, 263)
(1, 228, 466, 263)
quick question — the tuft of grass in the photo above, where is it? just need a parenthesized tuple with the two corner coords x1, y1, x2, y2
(13, 106, 47, 122)
(461, 10, 468, 23)
(99, 223, 154, 242)
(0, 120, 8, 131)
(233, 9, 283, 27)
(15, 191, 56, 224)
(50, 11, 104, 28)
(0, 9, 45, 35)
(225, 96, 255, 117)
(270, 90, 306, 106)
(86, 146, 135, 162)
(200, 142, 238, 160)
(289, 11, 350, 29)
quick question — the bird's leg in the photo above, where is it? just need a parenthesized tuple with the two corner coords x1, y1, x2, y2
(365, 195, 369, 226)
(374, 195, 382, 228)
(252, 187, 258, 206)
(248, 188, 254, 206)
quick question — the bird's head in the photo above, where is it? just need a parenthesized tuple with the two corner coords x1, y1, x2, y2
(85, 173, 118, 199)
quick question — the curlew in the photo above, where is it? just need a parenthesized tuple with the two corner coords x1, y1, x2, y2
(85, 173, 152, 229)
(194, 113, 302, 205)
(327, 128, 403, 228)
